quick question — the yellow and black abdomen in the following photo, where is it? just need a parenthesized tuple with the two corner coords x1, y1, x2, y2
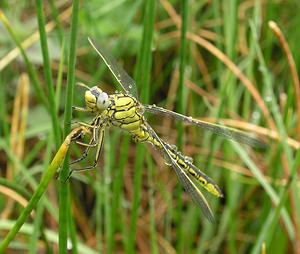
(162, 141, 223, 198)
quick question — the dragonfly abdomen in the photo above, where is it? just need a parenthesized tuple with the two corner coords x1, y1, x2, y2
(162, 142, 223, 198)
(186, 163, 223, 198)
(127, 121, 223, 198)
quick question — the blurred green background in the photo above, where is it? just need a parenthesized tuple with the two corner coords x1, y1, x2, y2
(0, 0, 300, 253)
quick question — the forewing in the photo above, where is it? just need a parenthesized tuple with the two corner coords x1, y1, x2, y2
(88, 37, 138, 98)
(173, 161, 215, 223)
(145, 122, 215, 223)
(144, 105, 267, 149)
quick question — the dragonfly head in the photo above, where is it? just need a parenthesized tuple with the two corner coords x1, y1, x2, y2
(85, 86, 110, 112)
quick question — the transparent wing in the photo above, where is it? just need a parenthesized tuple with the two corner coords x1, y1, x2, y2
(144, 105, 267, 149)
(173, 162, 215, 223)
(88, 37, 138, 98)
(145, 122, 215, 223)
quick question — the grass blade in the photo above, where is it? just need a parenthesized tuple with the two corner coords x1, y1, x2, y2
(0, 10, 48, 109)
(58, 0, 80, 253)
(175, 2, 188, 250)
(128, 0, 156, 252)
(0, 127, 85, 252)
(35, 0, 61, 148)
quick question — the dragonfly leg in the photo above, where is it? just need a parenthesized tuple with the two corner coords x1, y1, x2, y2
(76, 121, 97, 128)
(74, 115, 104, 130)
(73, 106, 90, 112)
(70, 126, 99, 165)
(73, 124, 97, 146)
(70, 128, 87, 142)
(68, 128, 105, 179)
(75, 139, 98, 147)
(70, 138, 96, 165)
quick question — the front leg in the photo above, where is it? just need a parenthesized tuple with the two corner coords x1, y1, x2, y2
(67, 127, 105, 179)
(73, 106, 90, 112)
(70, 135, 97, 165)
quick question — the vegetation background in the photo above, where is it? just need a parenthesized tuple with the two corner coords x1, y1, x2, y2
(0, 0, 300, 253)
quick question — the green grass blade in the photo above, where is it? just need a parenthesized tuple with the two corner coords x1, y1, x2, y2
(0, 78, 9, 143)
(0, 131, 75, 252)
(28, 198, 44, 253)
(136, 0, 156, 104)
(128, 1, 156, 252)
(231, 142, 294, 240)
(0, 177, 31, 201)
(49, 0, 64, 43)
(28, 132, 53, 254)
(112, 136, 130, 251)
(95, 171, 104, 254)
(104, 133, 113, 254)
(0, 220, 99, 254)
(175, 1, 189, 251)
(55, 38, 65, 113)
(248, 19, 298, 251)
(147, 155, 159, 254)
(58, 0, 80, 253)
(251, 149, 300, 254)
(35, 0, 61, 148)
(0, 10, 48, 109)
(127, 146, 144, 254)
(177, 0, 189, 145)
(0, 135, 59, 222)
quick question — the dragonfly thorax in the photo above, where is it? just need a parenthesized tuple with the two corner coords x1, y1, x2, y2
(85, 86, 110, 112)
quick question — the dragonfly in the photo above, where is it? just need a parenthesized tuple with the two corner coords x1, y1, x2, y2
(71, 37, 267, 223)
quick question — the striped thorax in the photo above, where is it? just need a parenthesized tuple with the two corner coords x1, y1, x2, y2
(84, 86, 151, 143)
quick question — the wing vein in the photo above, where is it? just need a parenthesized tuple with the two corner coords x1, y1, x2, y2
(145, 105, 267, 148)
(88, 37, 138, 98)
(145, 122, 215, 223)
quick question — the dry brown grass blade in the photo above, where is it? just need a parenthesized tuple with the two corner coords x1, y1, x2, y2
(2, 73, 30, 219)
(8, 73, 30, 172)
(202, 117, 300, 149)
(17, 74, 29, 159)
(191, 44, 214, 91)
(162, 65, 179, 133)
(0, 186, 33, 217)
(160, 0, 181, 28)
(268, 21, 300, 140)
(156, 233, 177, 254)
(185, 79, 217, 104)
(267, 21, 300, 249)
(186, 32, 276, 130)
(51, 60, 92, 82)
(9, 82, 22, 171)
(211, 156, 300, 188)
(160, 0, 276, 131)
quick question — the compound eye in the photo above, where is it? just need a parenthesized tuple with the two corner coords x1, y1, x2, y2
(96, 92, 110, 110)
(90, 86, 100, 97)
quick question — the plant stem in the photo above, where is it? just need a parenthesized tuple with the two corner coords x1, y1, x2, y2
(58, 0, 80, 252)
(35, 0, 61, 148)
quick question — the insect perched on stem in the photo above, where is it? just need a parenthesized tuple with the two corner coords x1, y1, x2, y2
(70, 38, 267, 222)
